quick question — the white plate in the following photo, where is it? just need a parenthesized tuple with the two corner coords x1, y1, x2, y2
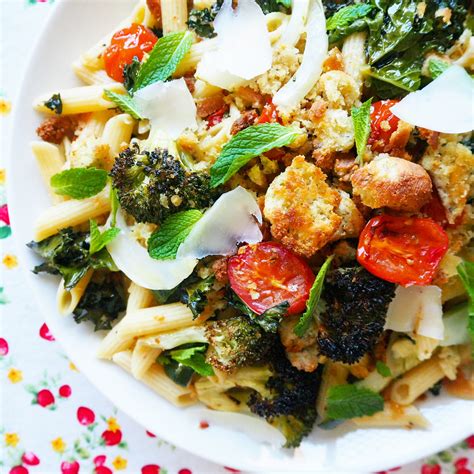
(7, 0, 474, 471)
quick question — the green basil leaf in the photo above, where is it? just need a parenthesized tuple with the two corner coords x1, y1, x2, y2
(457, 261, 474, 357)
(104, 90, 142, 120)
(326, 384, 384, 420)
(375, 360, 392, 377)
(133, 31, 194, 91)
(148, 210, 203, 260)
(352, 98, 372, 165)
(210, 123, 302, 187)
(428, 58, 450, 79)
(50, 168, 108, 199)
(89, 219, 120, 255)
(294, 255, 333, 337)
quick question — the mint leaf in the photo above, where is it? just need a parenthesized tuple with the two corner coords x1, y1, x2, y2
(133, 31, 193, 91)
(457, 261, 474, 357)
(148, 210, 203, 260)
(210, 123, 302, 187)
(375, 360, 392, 377)
(326, 385, 384, 420)
(169, 344, 214, 376)
(104, 90, 142, 120)
(326, 4, 373, 31)
(89, 219, 120, 255)
(352, 98, 372, 165)
(428, 58, 450, 79)
(50, 168, 108, 199)
(294, 255, 333, 337)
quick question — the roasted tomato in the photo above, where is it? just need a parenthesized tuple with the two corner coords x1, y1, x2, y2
(103, 24, 157, 82)
(228, 242, 315, 315)
(369, 100, 400, 151)
(421, 189, 449, 228)
(207, 106, 228, 128)
(257, 99, 282, 124)
(357, 215, 449, 287)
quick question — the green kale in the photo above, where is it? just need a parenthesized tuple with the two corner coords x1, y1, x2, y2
(256, 0, 291, 14)
(73, 274, 126, 331)
(44, 93, 63, 114)
(122, 56, 141, 94)
(187, 1, 223, 38)
(323, 0, 356, 17)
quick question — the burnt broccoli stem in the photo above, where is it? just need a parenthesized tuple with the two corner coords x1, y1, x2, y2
(317, 266, 396, 364)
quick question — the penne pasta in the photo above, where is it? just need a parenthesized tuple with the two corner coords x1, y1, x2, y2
(161, 0, 188, 34)
(140, 325, 208, 350)
(353, 402, 429, 429)
(342, 32, 367, 97)
(131, 339, 162, 379)
(56, 269, 94, 316)
(72, 62, 114, 86)
(99, 113, 135, 169)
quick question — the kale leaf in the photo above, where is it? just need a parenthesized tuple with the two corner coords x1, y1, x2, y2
(44, 93, 63, 115)
(122, 56, 141, 94)
(187, 1, 223, 38)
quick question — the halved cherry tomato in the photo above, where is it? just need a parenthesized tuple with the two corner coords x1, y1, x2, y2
(421, 189, 449, 228)
(207, 106, 228, 128)
(103, 24, 157, 82)
(357, 215, 449, 287)
(368, 100, 400, 151)
(228, 242, 315, 315)
(257, 99, 282, 124)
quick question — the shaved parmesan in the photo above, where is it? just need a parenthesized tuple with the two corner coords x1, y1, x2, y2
(133, 78, 197, 139)
(177, 186, 262, 259)
(273, 0, 327, 113)
(390, 65, 474, 134)
(279, 0, 310, 47)
(107, 210, 197, 290)
(196, 0, 272, 90)
(385, 286, 444, 340)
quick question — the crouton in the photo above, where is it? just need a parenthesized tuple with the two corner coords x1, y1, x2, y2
(264, 156, 341, 257)
(421, 140, 474, 224)
(351, 154, 432, 212)
(286, 345, 319, 373)
(315, 70, 359, 110)
(279, 314, 317, 353)
(331, 190, 365, 241)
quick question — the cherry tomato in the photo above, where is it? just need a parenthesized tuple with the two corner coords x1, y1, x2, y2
(357, 215, 449, 287)
(103, 24, 157, 82)
(257, 99, 282, 124)
(228, 242, 315, 315)
(369, 100, 400, 151)
(207, 106, 228, 128)
(421, 189, 449, 228)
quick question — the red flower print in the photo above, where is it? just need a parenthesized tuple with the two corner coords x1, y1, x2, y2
(0, 205, 10, 225)
(59, 385, 72, 398)
(199, 420, 209, 429)
(178, 469, 192, 474)
(457, 469, 472, 474)
(95, 467, 113, 474)
(9, 466, 28, 474)
(61, 461, 80, 474)
(39, 323, 55, 341)
(455, 458, 469, 469)
(466, 435, 474, 448)
(224, 468, 240, 473)
(101, 429, 122, 446)
(36, 389, 55, 408)
(93, 455, 106, 467)
(145, 430, 156, 437)
(0, 337, 8, 356)
(142, 465, 160, 474)
(421, 464, 441, 474)
(77, 406, 95, 425)
(21, 452, 40, 466)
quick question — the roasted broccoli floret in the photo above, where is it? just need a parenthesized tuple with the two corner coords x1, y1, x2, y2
(205, 315, 277, 373)
(317, 266, 395, 364)
(247, 343, 321, 448)
(110, 145, 218, 224)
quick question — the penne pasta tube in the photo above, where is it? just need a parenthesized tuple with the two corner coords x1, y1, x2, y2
(100, 113, 135, 166)
(131, 339, 162, 379)
(140, 325, 208, 350)
(72, 62, 114, 86)
(353, 402, 429, 429)
(34, 188, 111, 241)
(113, 350, 197, 407)
(161, 0, 188, 34)
(56, 269, 94, 316)
(34, 84, 125, 116)
(31, 141, 66, 204)
(342, 32, 367, 96)
(174, 38, 219, 77)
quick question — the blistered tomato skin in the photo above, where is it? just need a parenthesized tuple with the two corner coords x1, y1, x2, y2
(369, 100, 400, 151)
(357, 215, 449, 287)
(257, 99, 282, 124)
(228, 242, 315, 315)
(103, 24, 157, 82)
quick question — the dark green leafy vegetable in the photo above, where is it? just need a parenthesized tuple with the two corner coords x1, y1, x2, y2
(50, 167, 108, 200)
(256, 0, 292, 14)
(89, 219, 120, 255)
(375, 360, 392, 377)
(180, 276, 215, 318)
(428, 57, 450, 78)
(323, 0, 356, 17)
(73, 274, 126, 331)
(44, 93, 63, 114)
(187, 0, 223, 38)
(326, 384, 384, 420)
(457, 260, 474, 357)
(103, 90, 143, 120)
(123, 56, 141, 94)
(327, 4, 373, 44)
(429, 380, 443, 396)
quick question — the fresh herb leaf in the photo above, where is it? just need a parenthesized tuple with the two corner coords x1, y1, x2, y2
(326, 384, 384, 420)
(428, 58, 450, 79)
(210, 124, 302, 187)
(180, 276, 215, 318)
(187, 0, 223, 38)
(169, 345, 215, 376)
(158, 355, 196, 386)
(44, 93, 63, 114)
(133, 31, 194, 91)
(256, 0, 292, 13)
(294, 255, 333, 337)
(89, 220, 120, 255)
(123, 56, 141, 94)
(327, 4, 373, 43)
(352, 98, 372, 165)
(457, 260, 474, 356)
(110, 187, 120, 228)
(375, 360, 392, 377)
(103, 90, 142, 120)
(148, 210, 203, 260)
(73, 274, 126, 331)
(50, 167, 108, 200)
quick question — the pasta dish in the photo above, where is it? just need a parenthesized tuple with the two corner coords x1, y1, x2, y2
(28, 0, 474, 448)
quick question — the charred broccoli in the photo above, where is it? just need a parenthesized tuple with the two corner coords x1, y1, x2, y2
(317, 266, 395, 364)
(247, 343, 321, 448)
(205, 315, 276, 373)
(110, 145, 218, 224)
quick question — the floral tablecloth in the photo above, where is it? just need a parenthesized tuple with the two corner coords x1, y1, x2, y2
(0, 1, 473, 473)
